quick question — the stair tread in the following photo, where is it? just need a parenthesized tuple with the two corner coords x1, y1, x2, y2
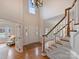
(60, 39, 70, 42)
(46, 45, 71, 54)
(51, 44, 57, 48)
(70, 30, 77, 32)
(45, 36, 71, 54)
(45, 47, 54, 52)
(74, 23, 79, 25)
(46, 42, 70, 48)
(56, 41, 63, 45)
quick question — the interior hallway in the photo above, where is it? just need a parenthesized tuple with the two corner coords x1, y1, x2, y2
(0, 43, 49, 59)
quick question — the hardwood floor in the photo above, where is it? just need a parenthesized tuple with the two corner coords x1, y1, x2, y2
(0, 43, 49, 59)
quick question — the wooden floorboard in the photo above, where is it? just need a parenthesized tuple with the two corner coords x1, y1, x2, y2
(0, 43, 49, 59)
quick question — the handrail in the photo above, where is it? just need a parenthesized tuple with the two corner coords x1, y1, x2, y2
(66, 0, 77, 10)
(45, 10, 67, 36)
(54, 20, 73, 35)
(45, 0, 77, 36)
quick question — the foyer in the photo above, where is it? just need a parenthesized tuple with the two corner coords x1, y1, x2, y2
(0, 0, 79, 59)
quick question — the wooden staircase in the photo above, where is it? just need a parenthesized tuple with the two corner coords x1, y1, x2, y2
(41, 0, 79, 58)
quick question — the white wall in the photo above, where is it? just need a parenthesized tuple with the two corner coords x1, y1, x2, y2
(70, 25, 79, 59)
(0, 0, 23, 23)
(0, 0, 43, 45)
(23, 0, 41, 45)
(40, 0, 74, 20)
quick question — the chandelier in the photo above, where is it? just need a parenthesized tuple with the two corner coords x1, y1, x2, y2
(32, 0, 43, 8)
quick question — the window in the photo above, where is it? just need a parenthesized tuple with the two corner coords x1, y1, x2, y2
(29, 0, 36, 14)
(0, 30, 5, 38)
(0, 27, 10, 39)
(0, 28, 6, 38)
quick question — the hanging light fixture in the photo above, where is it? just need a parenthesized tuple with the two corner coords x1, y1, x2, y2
(32, 0, 43, 8)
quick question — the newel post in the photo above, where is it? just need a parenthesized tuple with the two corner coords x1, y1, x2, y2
(67, 10, 70, 37)
(41, 35, 46, 56)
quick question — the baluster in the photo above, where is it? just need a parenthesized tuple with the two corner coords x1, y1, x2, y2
(70, 18, 77, 32)
(61, 25, 62, 37)
(58, 25, 60, 37)
(53, 34, 57, 48)
(55, 34, 63, 45)
(51, 30, 58, 48)
(75, 0, 79, 24)
(61, 27, 70, 42)
(61, 19, 64, 37)
(65, 17, 67, 37)
(61, 24, 68, 42)
(71, 19, 74, 30)
(55, 34, 56, 43)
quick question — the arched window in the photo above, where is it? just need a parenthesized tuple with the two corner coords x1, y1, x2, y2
(29, 0, 36, 14)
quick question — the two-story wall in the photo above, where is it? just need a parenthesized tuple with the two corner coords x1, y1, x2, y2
(0, 0, 45, 45)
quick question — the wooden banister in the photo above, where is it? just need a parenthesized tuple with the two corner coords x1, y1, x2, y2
(66, 0, 77, 10)
(45, 0, 77, 36)
(45, 10, 67, 36)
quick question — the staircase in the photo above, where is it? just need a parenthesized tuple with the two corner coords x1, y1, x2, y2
(41, 0, 79, 59)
